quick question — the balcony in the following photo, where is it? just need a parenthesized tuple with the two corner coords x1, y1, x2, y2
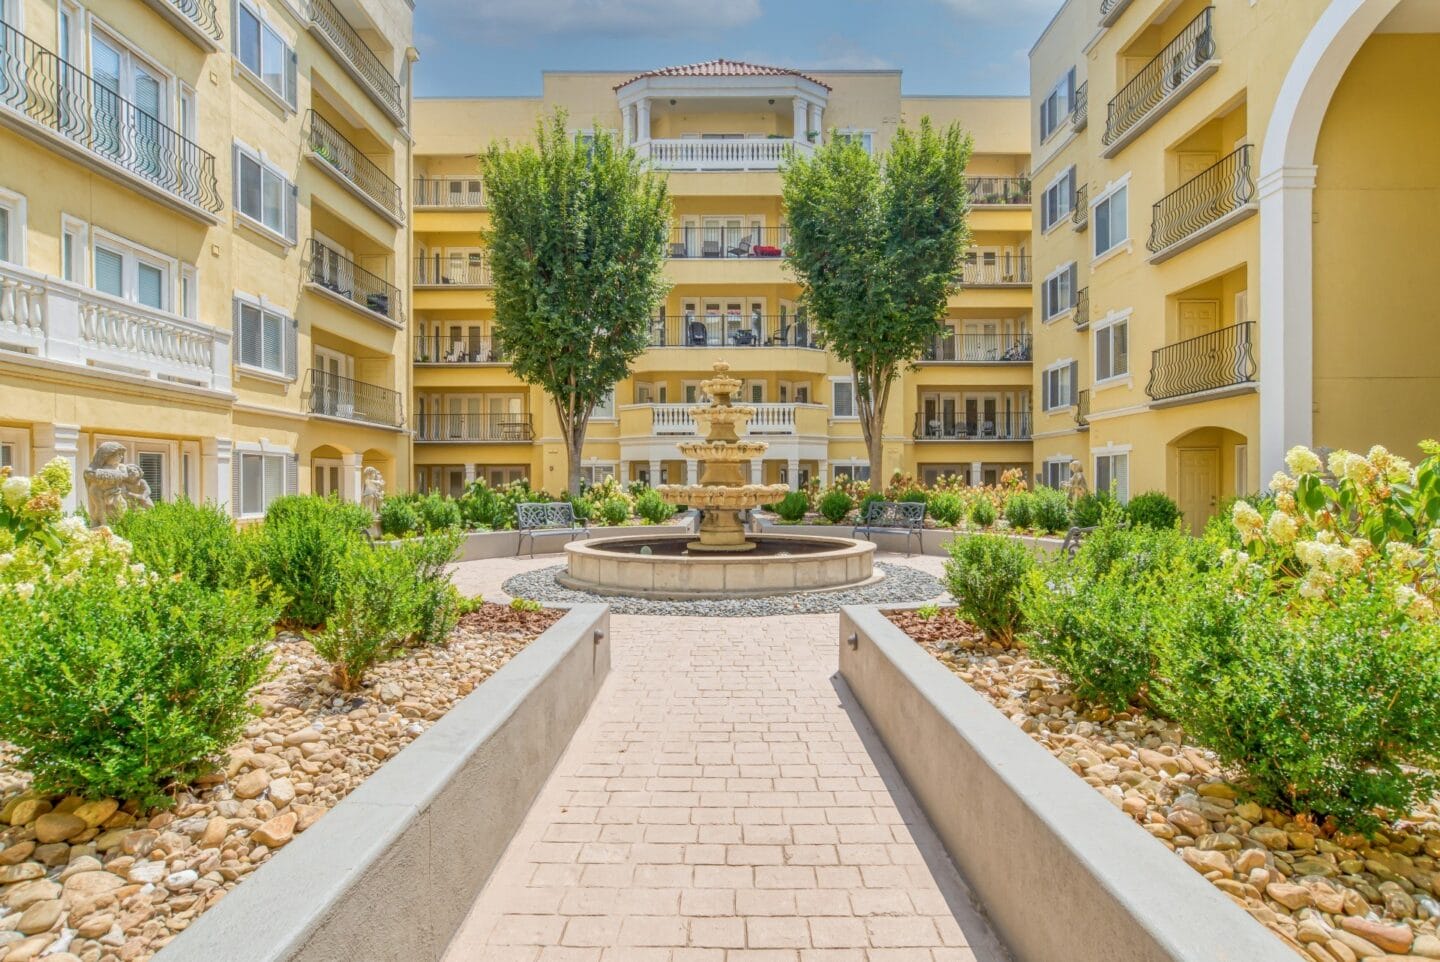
(1102, 8, 1218, 158)
(1099, 0, 1134, 27)
(1074, 389, 1090, 429)
(968, 176, 1031, 206)
(305, 368, 403, 427)
(1074, 288, 1090, 330)
(140, 0, 222, 49)
(1145, 322, 1257, 405)
(1148, 145, 1256, 262)
(959, 256, 1031, 287)
(414, 255, 491, 288)
(308, 0, 404, 125)
(414, 334, 505, 364)
(923, 333, 1031, 363)
(0, 261, 230, 392)
(913, 411, 1032, 441)
(414, 177, 485, 208)
(667, 227, 788, 259)
(651, 402, 800, 436)
(1072, 184, 1088, 232)
(415, 413, 533, 443)
(1071, 82, 1088, 132)
(638, 138, 803, 171)
(307, 239, 403, 325)
(306, 110, 404, 223)
(0, 20, 222, 220)
(649, 314, 818, 349)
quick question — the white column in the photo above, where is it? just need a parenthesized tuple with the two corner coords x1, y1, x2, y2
(817, 460, 828, 487)
(808, 103, 823, 144)
(647, 459, 661, 486)
(463, 463, 476, 486)
(1258, 165, 1317, 484)
(211, 333, 232, 393)
(619, 459, 631, 484)
(33, 423, 81, 513)
(40, 287, 82, 365)
(622, 103, 637, 145)
(340, 453, 363, 502)
(202, 437, 232, 514)
(793, 99, 810, 144)
(636, 98, 651, 143)
(686, 459, 698, 485)
(970, 461, 983, 487)
(751, 460, 763, 484)
(787, 457, 800, 487)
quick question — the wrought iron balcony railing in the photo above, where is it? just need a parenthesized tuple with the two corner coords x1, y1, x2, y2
(666, 226, 788, 259)
(1146, 322, 1257, 403)
(308, 0, 404, 123)
(414, 255, 491, 287)
(305, 368, 403, 427)
(415, 413, 533, 442)
(913, 411, 1032, 441)
(306, 110, 403, 221)
(308, 239, 403, 322)
(924, 333, 1031, 363)
(0, 19, 222, 216)
(147, 0, 223, 45)
(1148, 144, 1255, 256)
(1074, 389, 1090, 428)
(1074, 288, 1090, 330)
(1071, 81, 1088, 131)
(413, 176, 484, 208)
(1072, 183, 1089, 231)
(1099, 0, 1134, 27)
(959, 256, 1031, 287)
(1103, 8, 1216, 152)
(414, 334, 505, 364)
(967, 176, 1031, 206)
(648, 314, 819, 349)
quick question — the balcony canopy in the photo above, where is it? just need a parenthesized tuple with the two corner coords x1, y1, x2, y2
(614, 58, 831, 112)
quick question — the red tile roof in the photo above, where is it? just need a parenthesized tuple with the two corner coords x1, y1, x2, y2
(614, 59, 830, 91)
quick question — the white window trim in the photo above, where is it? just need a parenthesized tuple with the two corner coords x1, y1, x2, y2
(232, 139, 296, 246)
(232, 0, 297, 112)
(1092, 308, 1133, 389)
(232, 290, 295, 381)
(88, 13, 177, 124)
(60, 213, 88, 284)
(233, 441, 294, 519)
(1093, 445, 1133, 503)
(1041, 456, 1074, 490)
(0, 426, 31, 474)
(1040, 165, 1075, 235)
(1041, 261, 1077, 323)
(0, 187, 26, 265)
(591, 388, 617, 422)
(91, 226, 182, 313)
(1042, 357, 1077, 412)
(829, 375, 858, 420)
(834, 129, 875, 154)
(1039, 69, 1074, 144)
(1090, 172, 1133, 264)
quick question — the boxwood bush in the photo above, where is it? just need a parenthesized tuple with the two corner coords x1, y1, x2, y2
(596, 496, 631, 526)
(113, 498, 244, 590)
(818, 488, 855, 523)
(378, 496, 421, 538)
(926, 491, 964, 527)
(968, 497, 997, 528)
(245, 495, 372, 628)
(775, 490, 810, 522)
(1031, 487, 1071, 534)
(634, 488, 676, 524)
(1003, 491, 1034, 531)
(942, 534, 1033, 645)
(1125, 490, 1181, 530)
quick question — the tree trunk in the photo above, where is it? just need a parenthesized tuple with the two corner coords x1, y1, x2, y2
(855, 363, 891, 488)
(863, 416, 885, 489)
(556, 397, 587, 496)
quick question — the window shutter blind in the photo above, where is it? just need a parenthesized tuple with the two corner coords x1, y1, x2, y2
(285, 48, 298, 109)
(285, 182, 298, 244)
(1069, 361, 1080, 405)
(232, 144, 242, 209)
(284, 316, 297, 379)
(94, 247, 124, 297)
(1067, 264, 1078, 308)
(285, 453, 298, 495)
(231, 453, 243, 518)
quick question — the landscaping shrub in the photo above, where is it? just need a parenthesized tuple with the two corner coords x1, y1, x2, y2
(897, 487, 928, 504)
(634, 488, 676, 524)
(926, 491, 964, 527)
(406, 529, 465, 647)
(246, 495, 371, 628)
(113, 498, 243, 590)
(0, 557, 277, 805)
(857, 492, 885, 520)
(1069, 491, 1115, 529)
(1031, 486, 1071, 534)
(1125, 490, 1181, 530)
(942, 534, 1033, 645)
(415, 492, 462, 532)
(775, 490, 809, 522)
(378, 496, 420, 538)
(597, 496, 631, 526)
(818, 488, 855, 524)
(968, 496, 997, 528)
(568, 494, 595, 523)
(1003, 491, 1034, 531)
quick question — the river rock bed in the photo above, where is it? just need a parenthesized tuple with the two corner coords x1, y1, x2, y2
(889, 607, 1440, 962)
(0, 603, 559, 962)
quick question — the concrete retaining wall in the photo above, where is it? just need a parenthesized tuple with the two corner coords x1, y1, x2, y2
(159, 604, 612, 962)
(838, 605, 1293, 962)
(755, 519, 1065, 557)
(456, 519, 696, 561)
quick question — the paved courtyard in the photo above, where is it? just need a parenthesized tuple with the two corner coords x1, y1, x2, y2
(444, 553, 1008, 962)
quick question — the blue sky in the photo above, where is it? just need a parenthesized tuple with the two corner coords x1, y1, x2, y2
(413, 0, 1063, 99)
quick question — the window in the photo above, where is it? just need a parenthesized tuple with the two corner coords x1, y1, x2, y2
(180, 266, 197, 320)
(0, 443, 11, 469)
(580, 464, 616, 488)
(835, 130, 874, 155)
(234, 0, 297, 108)
(1095, 316, 1129, 382)
(233, 295, 295, 377)
(1094, 184, 1129, 258)
(0, 207, 10, 264)
(1095, 452, 1130, 502)
(1042, 459, 1071, 490)
(1041, 168, 1076, 232)
(91, 233, 176, 311)
(0, 188, 24, 264)
(832, 379, 856, 419)
(234, 144, 297, 242)
(236, 451, 290, 517)
(1042, 263, 1078, 320)
(1040, 68, 1076, 141)
(832, 463, 870, 483)
(136, 451, 166, 502)
(592, 389, 616, 420)
(61, 217, 87, 283)
(1042, 360, 1079, 411)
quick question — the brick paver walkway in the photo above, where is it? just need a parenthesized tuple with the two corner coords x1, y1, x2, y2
(443, 556, 1007, 962)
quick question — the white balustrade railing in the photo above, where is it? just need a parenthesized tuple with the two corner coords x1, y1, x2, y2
(0, 261, 230, 391)
(649, 402, 798, 436)
(638, 138, 809, 171)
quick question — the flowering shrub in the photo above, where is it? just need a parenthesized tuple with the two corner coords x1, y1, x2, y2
(1, 460, 135, 596)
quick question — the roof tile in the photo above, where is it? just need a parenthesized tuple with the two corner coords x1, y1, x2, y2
(614, 59, 830, 91)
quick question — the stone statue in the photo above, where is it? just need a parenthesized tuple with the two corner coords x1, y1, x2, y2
(1064, 460, 1089, 501)
(83, 441, 153, 526)
(361, 466, 385, 514)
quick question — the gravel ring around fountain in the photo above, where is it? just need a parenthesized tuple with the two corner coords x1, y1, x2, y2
(501, 562, 945, 616)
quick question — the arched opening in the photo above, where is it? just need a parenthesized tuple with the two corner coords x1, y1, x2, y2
(309, 443, 352, 498)
(1166, 426, 1248, 535)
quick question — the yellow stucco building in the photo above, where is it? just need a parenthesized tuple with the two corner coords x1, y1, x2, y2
(1029, 0, 1440, 532)
(0, 0, 414, 517)
(411, 62, 1033, 496)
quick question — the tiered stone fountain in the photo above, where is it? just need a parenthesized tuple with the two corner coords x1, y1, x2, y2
(560, 361, 877, 599)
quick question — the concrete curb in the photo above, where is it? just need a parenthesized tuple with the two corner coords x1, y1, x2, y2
(158, 604, 612, 962)
(455, 520, 695, 560)
(754, 519, 1066, 557)
(838, 605, 1293, 962)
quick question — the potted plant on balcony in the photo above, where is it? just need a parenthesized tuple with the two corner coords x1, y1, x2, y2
(805, 130, 819, 143)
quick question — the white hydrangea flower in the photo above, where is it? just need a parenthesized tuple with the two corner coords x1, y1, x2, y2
(1322, 544, 1362, 576)
(1327, 449, 1354, 479)
(1285, 446, 1322, 477)
(1298, 571, 1333, 600)
(1269, 471, 1298, 495)
(12, 582, 34, 600)
(1231, 500, 1264, 544)
(1388, 543, 1422, 569)
(1, 475, 29, 509)
(1266, 510, 1298, 545)
(1295, 540, 1326, 570)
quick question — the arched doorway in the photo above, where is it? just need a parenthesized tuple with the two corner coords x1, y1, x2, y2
(309, 444, 352, 499)
(1167, 426, 1249, 535)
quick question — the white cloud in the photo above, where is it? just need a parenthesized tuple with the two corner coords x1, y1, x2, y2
(444, 0, 763, 40)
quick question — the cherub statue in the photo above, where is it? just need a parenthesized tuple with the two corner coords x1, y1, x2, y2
(1064, 460, 1088, 501)
(83, 441, 153, 526)
(361, 466, 385, 514)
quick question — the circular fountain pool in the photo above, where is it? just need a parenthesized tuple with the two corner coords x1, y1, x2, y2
(559, 533, 877, 599)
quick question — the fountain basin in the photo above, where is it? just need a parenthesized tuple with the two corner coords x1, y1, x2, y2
(559, 534, 878, 599)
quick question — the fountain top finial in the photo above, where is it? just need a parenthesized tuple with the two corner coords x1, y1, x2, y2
(713, 360, 730, 374)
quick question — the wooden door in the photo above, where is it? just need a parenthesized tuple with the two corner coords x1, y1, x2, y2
(1178, 448, 1220, 535)
(1178, 300, 1219, 342)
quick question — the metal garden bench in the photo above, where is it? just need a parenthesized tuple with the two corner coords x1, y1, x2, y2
(516, 502, 590, 558)
(852, 500, 926, 556)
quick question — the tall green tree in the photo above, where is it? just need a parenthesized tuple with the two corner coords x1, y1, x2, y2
(782, 119, 972, 482)
(481, 111, 671, 494)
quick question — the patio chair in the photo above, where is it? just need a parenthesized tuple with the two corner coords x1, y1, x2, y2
(688, 321, 709, 346)
(669, 242, 688, 258)
(701, 240, 721, 258)
(731, 329, 756, 347)
(766, 324, 790, 346)
(727, 236, 753, 257)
